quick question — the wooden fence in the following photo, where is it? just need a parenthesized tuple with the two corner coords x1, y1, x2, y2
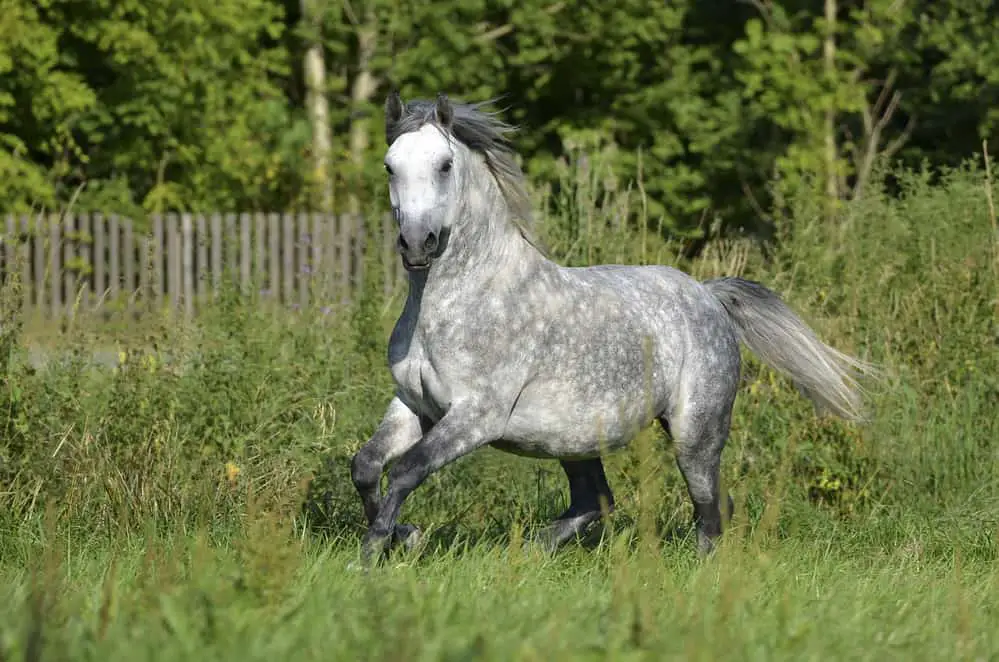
(0, 212, 407, 318)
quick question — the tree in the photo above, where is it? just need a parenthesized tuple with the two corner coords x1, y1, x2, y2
(301, 0, 334, 212)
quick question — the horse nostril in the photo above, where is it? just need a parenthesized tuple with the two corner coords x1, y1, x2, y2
(423, 232, 438, 253)
(398, 234, 409, 252)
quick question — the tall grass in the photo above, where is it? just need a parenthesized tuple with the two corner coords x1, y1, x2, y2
(0, 155, 997, 660)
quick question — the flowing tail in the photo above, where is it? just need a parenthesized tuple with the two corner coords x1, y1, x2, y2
(704, 277, 879, 422)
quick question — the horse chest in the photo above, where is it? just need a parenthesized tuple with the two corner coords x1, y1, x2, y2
(389, 339, 454, 420)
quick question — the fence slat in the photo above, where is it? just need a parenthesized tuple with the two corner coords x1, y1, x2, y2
(210, 213, 222, 297)
(167, 213, 181, 313)
(298, 212, 310, 308)
(2, 215, 20, 309)
(282, 212, 294, 304)
(63, 214, 76, 316)
(123, 218, 135, 310)
(255, 213, 266, 296)
(353, 214, 366, 299)
(310, 213, 323, 295)
(182, 213, 194, 316)
(93, 213, 105, 305)
(3, 215, 14, 291)
(237, 213, 249, 295)
(338, 214, 351, 304)
(139, 230, 150, 312)
(109, 214, 121, 304)
(225, 213, 238, 291)
(49, 214, 61, 316)
(77, 213, 91, 309)
(19, 215, 31, 311)
(268, 213, 280, 302)
(196, 214, 208, 305)
(32, 214, 44, 309)
(3, 214, 13, 263)
(153, 214, 164, 309)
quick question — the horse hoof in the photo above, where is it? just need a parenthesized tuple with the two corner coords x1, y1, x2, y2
(525, 527, 563, 555)
(361, 529, 392, 563)
(393, 524, 423, 551)
(345, 559, 370, 573)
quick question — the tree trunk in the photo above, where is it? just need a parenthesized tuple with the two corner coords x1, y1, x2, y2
(347, 14, 379, 216)
(301, 0, 333, 213)
(823, 0, 838, 219)
(347, 9, 380, 292)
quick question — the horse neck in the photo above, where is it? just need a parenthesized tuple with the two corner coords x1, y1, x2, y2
(413, 168, 549, 300)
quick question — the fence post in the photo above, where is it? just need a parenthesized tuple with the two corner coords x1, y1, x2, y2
(63, 213, 76, 318)
(282, 212, 294, 305)
(77, 212, 91, 309)
(123, 217, 135, 311)
(338, 213, 351, 304)
(153, 214, 164, 310)
(255, 212, 266, 298)
(48, 213, 60, 317)
(166, 213, 180, 314)
(268, 213, 280, 302)
(236, 212, 249, 295)
(210, 213, 222, 299)
(298, 212, 310, 308)
(31, 213, 44, 311)
(197, 214, 208, 306)
(93, 212, 106, 306)
(109, 214, 120, 305)
(181, 213, 194, 317)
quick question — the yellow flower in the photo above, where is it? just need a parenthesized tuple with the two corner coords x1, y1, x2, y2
(224, 462, 241, 485)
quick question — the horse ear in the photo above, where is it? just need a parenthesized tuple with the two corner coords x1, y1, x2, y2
(435, 93, 453, 129)
(385, 91, 405, 142)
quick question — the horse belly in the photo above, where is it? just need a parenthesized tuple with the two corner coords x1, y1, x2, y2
(499, 383, 659, 459)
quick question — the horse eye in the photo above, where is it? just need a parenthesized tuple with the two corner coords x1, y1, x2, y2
(384, 163, 394, 176)
(440, 159, 453, 174)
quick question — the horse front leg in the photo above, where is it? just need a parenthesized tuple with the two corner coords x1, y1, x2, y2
(361, 403, 496, 563)
(350, 396, 426, 550)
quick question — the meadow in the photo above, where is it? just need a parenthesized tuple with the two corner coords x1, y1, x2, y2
(1, 159, 997, 660)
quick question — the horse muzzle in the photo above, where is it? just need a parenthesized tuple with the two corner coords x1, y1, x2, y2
(398, 224, 443, 271)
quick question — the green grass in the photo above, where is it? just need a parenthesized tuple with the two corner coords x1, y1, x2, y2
(1, 159, 997, 660)
(2, 516, 998, 661)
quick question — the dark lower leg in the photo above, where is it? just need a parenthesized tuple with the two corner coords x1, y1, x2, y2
(537, 458, 615, 549)
(559, 457, 615, 518)
(675, 452, 728, 555)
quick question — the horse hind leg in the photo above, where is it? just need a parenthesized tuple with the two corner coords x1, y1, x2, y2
(660, 395, 736, 556)
(534, 458, 615, 551)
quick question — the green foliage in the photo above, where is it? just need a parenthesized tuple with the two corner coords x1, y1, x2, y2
(2, 0, 997, 246)
(1, 0, 309, 224)
(1, 163, 999, 659)
(0, 0, 96, 209)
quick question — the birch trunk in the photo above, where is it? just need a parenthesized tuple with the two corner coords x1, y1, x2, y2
(823, 0, 838, 218)
(301, 0, 333, 213)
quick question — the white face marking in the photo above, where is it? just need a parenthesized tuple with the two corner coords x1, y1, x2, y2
(384, 125, 459, 260)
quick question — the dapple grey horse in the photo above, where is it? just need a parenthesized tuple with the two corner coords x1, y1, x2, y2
(350, 92, 875, 563)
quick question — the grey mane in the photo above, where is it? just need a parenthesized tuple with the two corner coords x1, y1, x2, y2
(385, 97, 541, 249)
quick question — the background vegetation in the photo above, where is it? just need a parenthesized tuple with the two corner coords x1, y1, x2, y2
(3, 0, 998, 241)
(1, 0, 998, 659)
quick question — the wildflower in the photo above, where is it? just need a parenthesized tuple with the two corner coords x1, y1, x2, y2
(224, 462, 241, 485)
